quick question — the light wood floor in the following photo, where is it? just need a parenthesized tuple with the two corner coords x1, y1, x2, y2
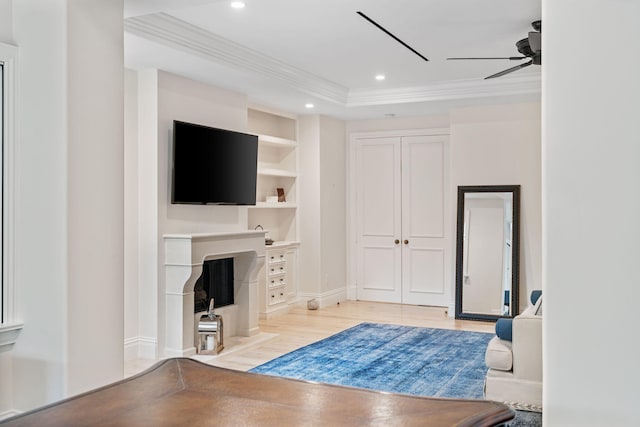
(126, 301, 494, 377)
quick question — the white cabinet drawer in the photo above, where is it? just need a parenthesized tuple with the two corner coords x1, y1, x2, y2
(268, 276, 286, 288)
(268, 287, 286, 306)
(268, 251, 286, 264)
(268, 263, 286, 276)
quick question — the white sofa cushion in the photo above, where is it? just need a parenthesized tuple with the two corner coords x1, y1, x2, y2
(485, 336, 513, 371)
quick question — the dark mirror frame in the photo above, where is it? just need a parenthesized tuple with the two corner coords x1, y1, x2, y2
(455, 185, 521, 322)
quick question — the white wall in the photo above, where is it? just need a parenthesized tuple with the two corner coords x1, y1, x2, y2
(319, 116, 347, 295)
(543, 1, 640, 425)
(133, 69, 160, 359)
(65, 0, 124, 395)
(10, 1, 68, 410)
(298, 116, 322, 296)
(124, 69, 139, 357)
(6, 0, 124, 413)
(298, 115, 347, 304)
(0, 353, 11, 417)
(0, 0, 12, 43)
(346, 114, 449, 133)
(451, 103, 542, 311)
(7, 1, 67, 409)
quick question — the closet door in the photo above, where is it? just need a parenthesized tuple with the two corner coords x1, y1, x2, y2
(401, 135, 449, 306)
(355, 137, 402, 303)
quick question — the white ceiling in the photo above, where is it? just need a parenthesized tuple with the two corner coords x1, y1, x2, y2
(124, 0, 541, 120)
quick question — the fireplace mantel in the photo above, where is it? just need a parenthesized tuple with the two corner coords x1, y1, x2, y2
(163, 231, 265, 357)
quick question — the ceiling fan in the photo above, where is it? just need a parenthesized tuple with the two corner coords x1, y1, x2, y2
(447, 20, 541, 79)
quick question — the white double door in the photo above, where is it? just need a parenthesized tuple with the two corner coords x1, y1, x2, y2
(354, 133, 450, 306)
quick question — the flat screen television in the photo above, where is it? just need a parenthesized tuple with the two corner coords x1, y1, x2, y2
(171, 120, 258, 205)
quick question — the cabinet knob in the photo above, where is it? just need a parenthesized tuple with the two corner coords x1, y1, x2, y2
(404, 240, 409, 245)
(394, 239, 400, 244)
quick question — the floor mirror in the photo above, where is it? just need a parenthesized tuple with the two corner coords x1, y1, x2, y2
(455, 185, 520, 321)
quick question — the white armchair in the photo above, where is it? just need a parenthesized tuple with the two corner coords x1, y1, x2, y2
(484, 293, 542, 412)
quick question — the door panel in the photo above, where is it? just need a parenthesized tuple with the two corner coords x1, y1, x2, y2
(405, 248, 444, 293)
(401, 135, 449, 306)
(361, 143, 396, 236)
(356, 137, 402, 303)
(403, 136, 444, 238)
(362, 247, 398, 291)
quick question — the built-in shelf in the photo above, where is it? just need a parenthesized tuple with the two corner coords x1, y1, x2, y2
(258, 134, 297, 148)
(267, 240, 300, 248)
(257, 168, 297, 178)
(252, 202, 298, 209)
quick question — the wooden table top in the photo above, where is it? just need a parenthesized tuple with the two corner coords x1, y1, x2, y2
(2, 358, 514, 426)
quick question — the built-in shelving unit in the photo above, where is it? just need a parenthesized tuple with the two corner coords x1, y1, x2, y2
(248, 107, 299, 244)
(248, 106, 300, 318)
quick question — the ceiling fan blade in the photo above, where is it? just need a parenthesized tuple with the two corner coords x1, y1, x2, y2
(484, 60, 533, 79)
(447, 57, 527, 60)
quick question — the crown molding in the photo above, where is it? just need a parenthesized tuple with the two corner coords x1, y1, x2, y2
(125, 13, 541, 110)
(124, 13, 349, 104)
(347, 75, 541, 106)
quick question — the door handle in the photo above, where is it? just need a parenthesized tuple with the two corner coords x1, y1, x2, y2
(404, 240, 409, 245)
(394, 239, 400, 244)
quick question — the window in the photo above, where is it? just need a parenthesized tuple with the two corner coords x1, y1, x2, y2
(0, 42, 21, 350)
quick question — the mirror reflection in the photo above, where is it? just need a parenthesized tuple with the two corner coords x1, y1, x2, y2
(455, 185, 520, 321)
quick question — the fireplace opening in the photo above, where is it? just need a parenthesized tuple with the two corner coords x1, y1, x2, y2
(194, 258, 234, 313)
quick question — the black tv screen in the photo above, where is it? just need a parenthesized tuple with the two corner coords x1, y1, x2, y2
(171, 121, 258, 205)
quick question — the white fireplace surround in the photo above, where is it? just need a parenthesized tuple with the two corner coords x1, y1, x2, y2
(163, 231, 265, 357)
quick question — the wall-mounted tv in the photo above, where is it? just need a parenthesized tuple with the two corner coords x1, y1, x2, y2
(171, 120, 258, 205)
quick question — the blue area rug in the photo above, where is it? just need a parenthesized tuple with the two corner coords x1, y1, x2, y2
(250, 322, 541, 426)
(251, 322, 492, 399)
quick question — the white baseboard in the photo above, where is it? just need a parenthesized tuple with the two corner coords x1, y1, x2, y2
(164, 346, 196, 358)
(299, 288, 347, 309)
(0, 410, 21, 421)
(124, 336, 157, 361)
(347, 284, 357, 300)
(447, 302, 455, 318)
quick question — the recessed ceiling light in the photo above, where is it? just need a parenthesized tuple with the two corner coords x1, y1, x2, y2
(231, 1, 245, 9)
(305, 103, 315, 109)
(375, 74, 386, 81)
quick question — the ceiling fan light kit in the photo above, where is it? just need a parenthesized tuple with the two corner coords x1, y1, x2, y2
(447, 20, 541, 79)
